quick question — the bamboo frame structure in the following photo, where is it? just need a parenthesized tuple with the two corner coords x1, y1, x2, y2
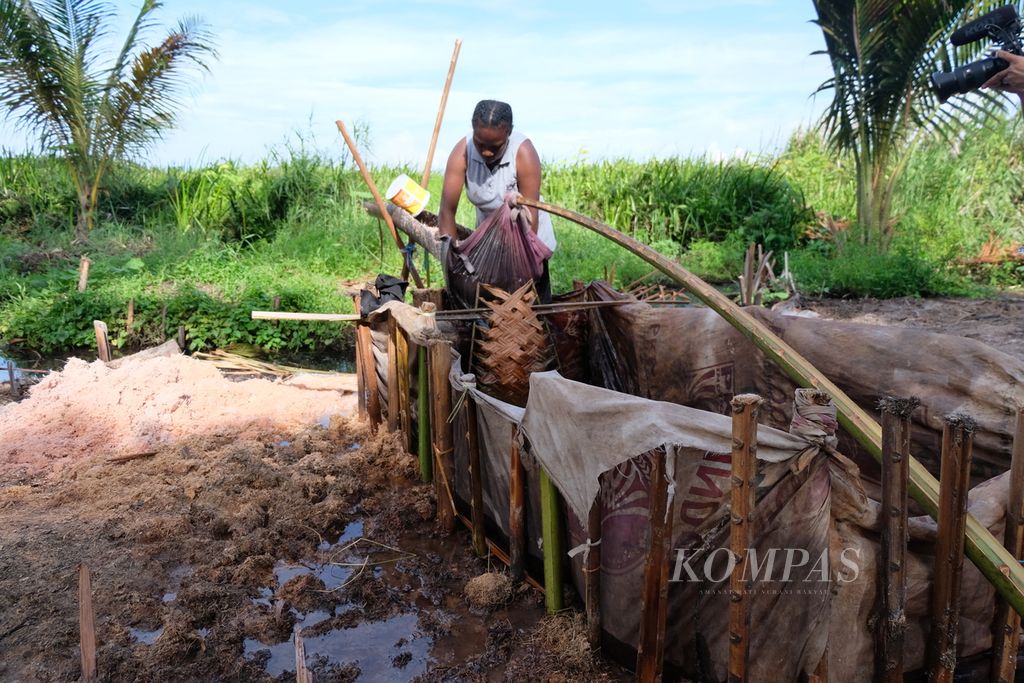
(877, 397, 917, 682)
(636, 448, 672, 683)
(464, 391, 487, 558)
(928, 415, 976, 682)
(729, 394, 761, 682)
(509, 428, 526, 582)
(540, 468, 564, 614)
(517, 195, 1024, 617)
(992, 408, 1024, 683)
(428, 341, 456, 532)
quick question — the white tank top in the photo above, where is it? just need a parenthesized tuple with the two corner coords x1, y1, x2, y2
(464, 131, 557, 252)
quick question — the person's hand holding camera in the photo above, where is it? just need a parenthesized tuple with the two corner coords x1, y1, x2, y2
(982, 50, 1024, 105)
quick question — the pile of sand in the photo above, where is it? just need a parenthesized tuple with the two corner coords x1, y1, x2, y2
(0, 350, 357, 481)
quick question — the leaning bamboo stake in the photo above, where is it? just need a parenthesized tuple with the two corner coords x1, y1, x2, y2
(464, 390, 487, 558)
(79, 563, 96, 682)
(357, 325, 382, 430)
(877, 397, 917, 683)
(540, 467, 564, 614)
(729, 394, 761, 682)
(417, 343, 431, 483)
(509, 427, 526, 582)
(429, 341, 456, 532)
(636, 448, 672, 683)
(992, 407, 1024, 683)
(421, 39, 462, 189)
(517, 196, 1024, 617)
(336, 119, 423, 288)
(585, 497, 603, 649)
(928, 414, 976, 683)
(386, 317, 400, 433)
(93, 320, 111, 363)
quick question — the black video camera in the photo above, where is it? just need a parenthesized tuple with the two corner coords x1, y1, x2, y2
(931, 4, 1023, 102)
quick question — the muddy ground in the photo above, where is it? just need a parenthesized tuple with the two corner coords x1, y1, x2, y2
(1, 292, 1022, 682)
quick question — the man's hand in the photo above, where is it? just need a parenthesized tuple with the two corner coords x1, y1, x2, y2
(982, 50, 1024, 106)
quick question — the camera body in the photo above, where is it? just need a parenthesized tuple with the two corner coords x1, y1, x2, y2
(932, 4, 1023, 102)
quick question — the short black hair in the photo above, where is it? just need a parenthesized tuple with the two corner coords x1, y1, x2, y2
(472, 100, 513, 131)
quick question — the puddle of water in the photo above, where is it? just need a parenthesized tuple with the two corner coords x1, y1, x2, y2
(161, 592, 176, 603)
(130, 626, 164, 645)
(273, 562, 312, 586)
(319, 520, 363, 551)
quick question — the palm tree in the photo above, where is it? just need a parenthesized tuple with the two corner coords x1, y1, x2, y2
(812, 0, 1008, 250)
(0, 0, 215, 242)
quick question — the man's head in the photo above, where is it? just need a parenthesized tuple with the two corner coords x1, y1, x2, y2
(471, 100, 513, 163)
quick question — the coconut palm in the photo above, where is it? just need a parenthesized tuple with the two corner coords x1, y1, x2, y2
(812, 0, 1009, 250)
(0, 0, 215, 242)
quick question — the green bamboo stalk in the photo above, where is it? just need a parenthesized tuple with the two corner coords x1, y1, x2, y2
(418, 345, 431, 483)
(518, 196, 1024, 618)
(540, 468, 563, 614)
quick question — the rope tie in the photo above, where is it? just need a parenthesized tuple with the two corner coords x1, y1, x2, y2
(789, 388, 839, 449)
(568, 537, 602, 560)
(449, 374, 477, 422)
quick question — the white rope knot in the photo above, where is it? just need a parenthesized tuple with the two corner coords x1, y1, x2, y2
(567, 537, 602, 559)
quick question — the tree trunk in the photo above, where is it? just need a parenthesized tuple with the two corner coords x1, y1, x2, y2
(75, 186, 92, 244)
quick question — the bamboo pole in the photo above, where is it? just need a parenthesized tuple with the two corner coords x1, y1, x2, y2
(585, 497, 603, 649)
(357, 325, 382, 430)
(395, 326, 413, 454)
(77, 256, 90, 292)
(252, 311, 360, 322)
(509, 427, 526, 582)
(336, 119, 423, 288)
(386, 317, 400, 433)
(516, 195, 1024, 617)
(540, 467, 564, 614)
(992, 408, 1024, 683)
(877, 397, 917, 682)
(126, 298, 134, 333)
(417, 344, 431, 482)
(93, 320, 111, 363)
(79, 563, 96, 682)
(464, 390, 487, 558)
(928, 414, 976, 683)
(636, 448, 672, 683)
(729, 394, 761, 682)
(429, 341, 456, 533)
(421, 39, 462, 189)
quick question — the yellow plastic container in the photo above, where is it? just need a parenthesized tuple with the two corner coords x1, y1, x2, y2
(386, 174, 430, 215)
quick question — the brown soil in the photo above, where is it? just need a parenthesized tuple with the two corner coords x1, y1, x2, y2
(0, 352, 628, 682)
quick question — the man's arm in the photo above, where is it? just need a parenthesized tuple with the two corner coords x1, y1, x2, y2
(438, 139, 467, 240)
(516, 138, 542, 234)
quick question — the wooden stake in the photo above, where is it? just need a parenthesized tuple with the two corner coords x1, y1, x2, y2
(417, 344, 431, 482)
(540, 467, 564, 614)
(465, 390, 487, 558)
(77, 256, 90, 292)
(636, 448, 672, 683)
(355, 325, 368, 420)
(585, 497, 603, 649)
(126, 298, 134, 334)
(92, 320, 112, 363)
(357, 325, 382, 429)
(509, 428, 526, 582)
(428, 341, 455, 532)
(79, 563, 96, 682)
(386, 316, 400, 433)
(6, 360, 17, 399)
(877, 397, 917, 682)
(516, 195, 1024, 618)
(294, 625, 312, 683)
(335, 119, 423, 288)
(177, 325, 185, 351)
(396, 326, 413, 454)
(729, 394, 761, 682)
(929, 414, 976, 683)
(420, 39, 462, 188)
(992, 407, 1024, 683)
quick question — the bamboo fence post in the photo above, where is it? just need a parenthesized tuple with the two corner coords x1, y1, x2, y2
(352, 297, 367, 420)
(585, 496, 603, 649)
(992, 407, 1024, 683)
(386, 316, 400, 432)
(335, 119, 423, 288)
(509, 426, 526, 582)
(417, 343, 431, 482)
(636, 448, 672, 683)
(729, 394, 761, 682)
(540, 467, 564, 614)
(79, 563, 96, 682)
(93, 320, 111, 362)
(464, 389, 487, 558)
(516, 196, 1024, 617)
(396, 325, 413, 454)
(77, 256, 90, 292)
(928, 414, 976, 683)
(876, 397, 917, 682)
(357, 325, 382, 430)
(429, 341, 455, 532)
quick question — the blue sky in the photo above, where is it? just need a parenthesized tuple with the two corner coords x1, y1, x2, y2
(0, 0, 834, 168)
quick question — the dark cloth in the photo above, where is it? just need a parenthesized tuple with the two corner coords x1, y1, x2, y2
(359, 274, 408, 316)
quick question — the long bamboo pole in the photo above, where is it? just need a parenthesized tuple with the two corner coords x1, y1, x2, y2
(540, 468, 564, 614)
(636, 448, 672, 682)
(877, 397, 916, 682)
(336, 119, 423, 288)
(509, 427, 526, 582)
(928, 415, 976, 683)
(428, 341, 456, 532)
(729, 395, 761, 682)
(517, 195, 1024, 617)
(992, 408, 1024, 683)
(421, 39, 462, 189)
